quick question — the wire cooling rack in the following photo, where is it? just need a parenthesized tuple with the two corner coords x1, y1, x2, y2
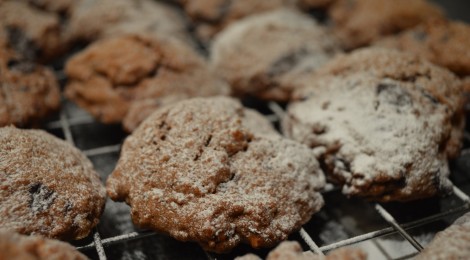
(42, 98, 470, 260)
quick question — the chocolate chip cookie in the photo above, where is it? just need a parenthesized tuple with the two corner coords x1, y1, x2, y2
(64, 34, 229, 132)
(107, 97, 325, 252)
(0, 1, 63, 61)
(415, 212, 470, 260)
(0, 230, 87, 260)
(66, 0, 191, 45)
(236, 241, 366, 260)
(329, 0, 444, 50)
(375, 19, 470, 77)
(0, 47, 60, 127)
(283, 48, 464, 202)
(211, 9, 340, 101)
(0, 126, 106, 240)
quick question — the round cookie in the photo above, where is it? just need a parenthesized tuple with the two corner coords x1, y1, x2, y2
(211, 9, 340, 101)
(282, 48, 464, 202)
(0, 47, 60, 127)
(375, 19, 470, 77)
(236, 241, 367, 260)
(66, 0, 191, 45)
(415, 212, 470, 260)
(175, 0, 299, 42)
(64, 34, 229, 132)
(329, 0, 444, 50)
(0, 231, 87, 260)
(0, 126, 106, 240)
(106, 97, 325, 253)
(0, 1, 63, 61)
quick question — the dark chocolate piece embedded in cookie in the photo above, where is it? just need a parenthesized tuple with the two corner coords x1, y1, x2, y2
(375, 19, 470, 77)
(329, 0, 444, 50)
(0, 47, 60, 127)
(211, 9, 340, 101)
(415, 212, 470, 260)
(64, 34, 229, 132)
(107, 97, 325, 252)
(0, 127, 106, 240)
(282, 48, 464, 202)
(0, 230, 87, 260)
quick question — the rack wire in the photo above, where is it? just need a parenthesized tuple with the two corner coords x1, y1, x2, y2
(47, 100, 470, 260)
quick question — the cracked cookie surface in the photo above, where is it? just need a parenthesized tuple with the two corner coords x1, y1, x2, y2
(107, 97, 325, 252)
(0, 230, 87, 260)
(0, 127, 106, 240)
(211, 9, 340, 101)
(65, 34, 229, 132)
(283, 48, 464, 202)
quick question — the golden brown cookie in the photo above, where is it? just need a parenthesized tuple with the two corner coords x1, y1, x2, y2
(329, 0, 444, 50)
(66, 0, 191, 45)
(282, 48, 464, 202)
(176, 0, 300, 42)
(211, 9, 340, 101)
(236, 241, 367, 260)
(375, 19, 470, 77)
(0, 47, 60, 127)
(107, 97, 325, 253)
(0, 1, 63, 61)
(64, 34, 229, 132)
(0, 230, 87, 260)
(0, 126, 106, 240)
(415, 212, 470, 260)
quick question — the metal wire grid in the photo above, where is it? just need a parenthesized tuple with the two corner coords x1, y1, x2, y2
(45, 101, 470, 260)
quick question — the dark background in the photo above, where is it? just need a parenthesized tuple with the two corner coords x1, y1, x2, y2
(432, 0, 470, 22)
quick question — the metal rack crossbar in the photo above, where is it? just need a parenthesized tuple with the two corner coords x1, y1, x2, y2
(51, 100, 470, 260)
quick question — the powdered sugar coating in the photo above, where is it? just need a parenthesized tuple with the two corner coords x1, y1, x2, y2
(0, 230, 87, 260)
(283, 48, 464, 201)
(211, 8, 340, 101)
(0, 127, 106, 240)
(65, 34, 229, 132)
(415, 212, 470, 260)
(236, 241, 367, 260)
(107, 97, 325, 252)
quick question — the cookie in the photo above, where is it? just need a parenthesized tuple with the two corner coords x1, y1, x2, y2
(211, 9, 340, 101)
(375, 19, 470, 77)
(415, 212, 470, 260)
(282, 48, 464, 202)
(0, 47, 60, 127)
(66, 0, 191, 45)
(106, 97, 325, 252)
(64, 34, 229, 132)
(329, 0, 444, 50)
(0, 1, 63, 61)
(236, 241, 367, 260)
(0, 126, 106, 240)
(0, 230, 87, 260)
(177, 0, 302, 42)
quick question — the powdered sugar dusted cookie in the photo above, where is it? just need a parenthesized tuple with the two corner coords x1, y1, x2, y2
(415, 212, 470, 260)
(211, 9, 340, 101)
(0, 1, 63, 61)
(107, 97, 325, 252)
(0, 47, 60, 127)
(0, 230, 87, 260)
(375, 19, 470, 77)
(329, 0, 444, 50)
(283, 48, 464, 201)
(0, 127, 106, 240)
(236, 241, 366, 260)
(67, 0, 191, 45)
(64, 34, 229, 132)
